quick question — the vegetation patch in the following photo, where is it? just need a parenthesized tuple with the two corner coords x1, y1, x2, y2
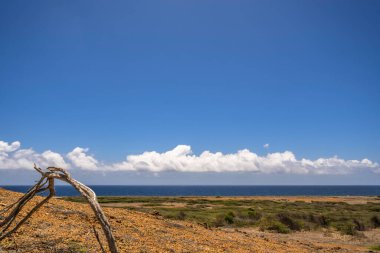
(63, 196, 380, 234)
(369, 245, 380, 251)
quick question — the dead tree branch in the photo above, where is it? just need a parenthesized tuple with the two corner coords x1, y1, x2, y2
(0, 165, 118, 253)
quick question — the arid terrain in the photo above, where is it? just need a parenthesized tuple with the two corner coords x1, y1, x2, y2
(1, 188, 379, 252)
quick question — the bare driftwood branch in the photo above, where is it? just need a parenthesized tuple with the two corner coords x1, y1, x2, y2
(0, 165, 118, 253)
(93, 226, 107, 253)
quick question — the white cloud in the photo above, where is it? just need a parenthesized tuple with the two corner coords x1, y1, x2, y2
(0, 140, 379, 175)
(263, 143, 269, 149)
(0, 140, 20, 156)
(0, 140, 68, 169)
(66, 147, 99, 170)
(110, 145, 380, 175)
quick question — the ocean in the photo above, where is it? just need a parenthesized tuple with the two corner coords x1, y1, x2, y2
(1, 185, 380, 196)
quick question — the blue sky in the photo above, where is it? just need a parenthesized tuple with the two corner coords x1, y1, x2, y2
(1, 1, 379, 184)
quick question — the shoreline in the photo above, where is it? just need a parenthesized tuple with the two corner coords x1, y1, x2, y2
(3, 185, 380, 198)
(62, 195, 380, 202)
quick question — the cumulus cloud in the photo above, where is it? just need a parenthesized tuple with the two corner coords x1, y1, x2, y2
(66, 147, 98, 170)
(0, 140, 68, 169)
(0, 140, 20, 154)
(263, 143, 269, 149)
(110, 145, 379, 174)
(0, 140, 379, 175)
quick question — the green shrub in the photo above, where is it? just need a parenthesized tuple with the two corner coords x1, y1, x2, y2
(214, 214, 226, 227)
(277, 213, 302, 231)
(369, 245, 380, 251)
(224, 215, 234, 224)
(353, 219, 366, 231)
(225, 212, 235, 224)
(247, 208, 261, 221)
(335, 223, 357, 236)
(308, 214, 329, 227)
(370, 207, 380, 212)
(177, 211, 186, 220)
(267, 222, 290, 234)
(259, 217, 290, 234)
(371, 215, 380, 228)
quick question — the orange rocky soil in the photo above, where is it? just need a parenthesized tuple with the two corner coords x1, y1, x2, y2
(0, 188, 376, 252)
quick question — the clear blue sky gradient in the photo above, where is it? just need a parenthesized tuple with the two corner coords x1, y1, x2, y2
(1, 1, 379, 166)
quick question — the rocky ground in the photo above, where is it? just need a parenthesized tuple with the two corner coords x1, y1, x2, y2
(0, 188, 378, 252)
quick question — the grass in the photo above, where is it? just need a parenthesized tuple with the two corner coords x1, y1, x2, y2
(66, 241, 87, 253)
(259, 217, 290, 234)
(63, 196, 380, 235)
(369, 245, 380, 251)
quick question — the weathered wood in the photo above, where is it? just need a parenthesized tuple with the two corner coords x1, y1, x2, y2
(0, 165, 118, 253)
